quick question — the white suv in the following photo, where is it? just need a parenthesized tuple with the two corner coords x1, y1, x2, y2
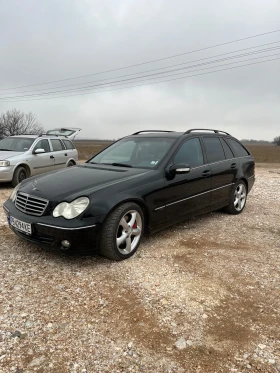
(0, 128, 80, 186)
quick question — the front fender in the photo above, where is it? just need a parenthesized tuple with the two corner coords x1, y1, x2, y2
(86, 193, 150, 218)
(11, 161, 32, 176)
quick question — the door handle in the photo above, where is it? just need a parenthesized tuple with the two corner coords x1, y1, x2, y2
(202, 170, 211, 177)
(50, 155, 54, 159)
(231, 163, 237, 169)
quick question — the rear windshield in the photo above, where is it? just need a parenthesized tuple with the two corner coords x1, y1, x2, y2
(46, 129, 76, 136)
(88, 137, 176, 169)
(0, 137, 35, 152)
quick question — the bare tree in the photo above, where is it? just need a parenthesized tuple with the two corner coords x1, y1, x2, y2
(0, 109, 43, 139)
(273, 136, 280, 146)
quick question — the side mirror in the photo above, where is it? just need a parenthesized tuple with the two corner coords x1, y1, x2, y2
(33, 148, 45, 154)
(168, 163, 191, 176)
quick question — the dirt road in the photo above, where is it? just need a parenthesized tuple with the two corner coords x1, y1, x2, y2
(0, 165, 279, 373)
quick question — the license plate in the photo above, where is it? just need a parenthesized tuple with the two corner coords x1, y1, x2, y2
(9, 216, 32, 235)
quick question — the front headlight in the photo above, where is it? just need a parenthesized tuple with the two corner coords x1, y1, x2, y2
(10, 183, 21, 202)
(0, 160, 10, 167)
(53, 197, 90, 219)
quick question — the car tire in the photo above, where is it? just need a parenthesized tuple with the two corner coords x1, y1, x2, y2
(99, 202, 144, 261)
(12, 166, 27, 187)
(225, 180, 247, 215)
(67, 161, 75, 167)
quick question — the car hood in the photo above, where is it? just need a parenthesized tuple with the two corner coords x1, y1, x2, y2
(20, 164, 150, 201)
(0, 151, 23, 159)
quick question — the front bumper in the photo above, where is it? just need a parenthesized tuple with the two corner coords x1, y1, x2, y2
(0, 166, 14, 182)
(3, 200, 102, 251)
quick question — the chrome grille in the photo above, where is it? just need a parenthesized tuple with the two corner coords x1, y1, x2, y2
(15, 192, 49, 216)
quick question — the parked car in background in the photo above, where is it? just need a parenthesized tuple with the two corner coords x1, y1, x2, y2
(0, 128, 80, 186)
(3, 129, 255, 260)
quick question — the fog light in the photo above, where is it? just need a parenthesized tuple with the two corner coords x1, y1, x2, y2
(61, 240, 71, 250)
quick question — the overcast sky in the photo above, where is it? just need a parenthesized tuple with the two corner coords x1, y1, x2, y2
(0, 0, 279, 140)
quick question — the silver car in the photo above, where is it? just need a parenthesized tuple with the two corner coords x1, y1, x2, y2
(0, 128, 80, 186)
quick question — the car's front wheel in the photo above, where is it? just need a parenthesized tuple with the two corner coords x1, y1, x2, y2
(12, 166, 27, 187)
(225, 180, 247, 214)
(99, 202, 144, 260)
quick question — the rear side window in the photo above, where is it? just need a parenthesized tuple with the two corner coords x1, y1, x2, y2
(63, 140, 75, 150)
(226, 138, 250, 157)
(220, 138, 234, 159)
(34, 139, 50, 153)
(50, 139, 64, 151)
(203, 137, 225, 163)
(174, 138, 204, 167)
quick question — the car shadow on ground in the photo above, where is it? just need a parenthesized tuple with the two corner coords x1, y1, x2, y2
(0, 182, 12, 189)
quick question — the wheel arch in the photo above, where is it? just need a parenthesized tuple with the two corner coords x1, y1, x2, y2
(67, 158, 76, 166)
(14, 163, 31, 178)
(105, 198, 150, 231)
(239, 177, 248, 192)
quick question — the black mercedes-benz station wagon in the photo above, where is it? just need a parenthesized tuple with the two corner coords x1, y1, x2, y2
(3, 129, 255, 260)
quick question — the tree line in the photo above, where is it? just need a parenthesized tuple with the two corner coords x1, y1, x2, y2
(0, 109, 280, 145)
(0, 109, 43, 140)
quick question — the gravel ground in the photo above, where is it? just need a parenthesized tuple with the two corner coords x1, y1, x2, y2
(0, 165, 280, 373)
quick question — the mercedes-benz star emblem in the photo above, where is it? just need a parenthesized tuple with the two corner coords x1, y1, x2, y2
(32, 180, 38, 191)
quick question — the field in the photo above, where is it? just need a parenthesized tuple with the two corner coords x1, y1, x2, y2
(74, 141, 280, 163)
(246, 145, 280, 163)
(74, 141, 112, 160)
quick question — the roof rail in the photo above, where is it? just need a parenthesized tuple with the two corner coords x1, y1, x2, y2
(132, 130, 174, 135)
(184, 129, 230, 135)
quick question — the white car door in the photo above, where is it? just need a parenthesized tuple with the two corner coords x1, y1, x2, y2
(30, 139, 55, 176)
(50, 139, 68, 170)
(62, 139, 78, 163)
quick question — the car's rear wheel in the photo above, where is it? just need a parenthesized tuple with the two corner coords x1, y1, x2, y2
(99, 202, 144, 260)
(225, 180, 247, 214)
(12, 166, 27, 187)
(67, 161, 75, 167)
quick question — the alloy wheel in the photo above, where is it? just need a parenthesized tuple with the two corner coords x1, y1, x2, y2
(116, 210, 142, 255)
(234, 183, 246, 211)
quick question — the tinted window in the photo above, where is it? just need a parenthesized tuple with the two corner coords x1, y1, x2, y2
(51, 139, 64, 151)
(34, 139, 50, 153)
(226, 138, 250, 157)
(220, 138, 234, 159)
(63, 140, 75, 150)
(174, 138, 204, 167)
(203, 137, 225, 163)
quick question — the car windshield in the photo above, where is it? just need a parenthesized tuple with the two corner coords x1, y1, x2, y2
(88, 137, 176, 169)
(0, 137, 35, 152)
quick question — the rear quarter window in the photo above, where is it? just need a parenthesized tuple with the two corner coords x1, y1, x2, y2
(226, 138, 250, 157)
(220, 138, 234, 159)
(63, 140, 75, 150)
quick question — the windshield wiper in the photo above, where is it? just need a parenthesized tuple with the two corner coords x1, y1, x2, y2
(101, 162, 132, 168)
(111, 163, 132, 168)
(0, 148, 12, 151)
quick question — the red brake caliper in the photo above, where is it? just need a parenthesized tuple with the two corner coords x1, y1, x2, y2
(132, 222, 137, 228)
